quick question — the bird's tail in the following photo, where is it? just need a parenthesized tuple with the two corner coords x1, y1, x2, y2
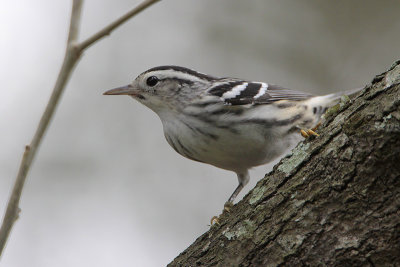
(304, 86, 364, 118)
(313, 86, 364, 106)
(326, 86, 365, 101)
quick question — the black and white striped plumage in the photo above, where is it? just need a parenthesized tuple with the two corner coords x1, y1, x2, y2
(104, 65, 347, 207)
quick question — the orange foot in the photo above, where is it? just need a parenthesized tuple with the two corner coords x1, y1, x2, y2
(210, 202, 234, 226)
(300, 122, 321, 138)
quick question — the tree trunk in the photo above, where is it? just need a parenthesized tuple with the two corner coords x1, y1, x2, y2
(169, 61, 400, 267)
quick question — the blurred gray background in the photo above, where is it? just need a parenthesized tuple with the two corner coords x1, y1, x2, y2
(1, 0, 399, 266)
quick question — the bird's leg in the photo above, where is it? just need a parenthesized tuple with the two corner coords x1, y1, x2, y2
(300, 121, 322, 138)
(224, 183, 244, 212)
(211, 171, 249, 226)
(224, 171, 250, 211)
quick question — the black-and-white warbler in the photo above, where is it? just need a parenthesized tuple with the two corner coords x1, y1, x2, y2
(104, 65, 360, 210)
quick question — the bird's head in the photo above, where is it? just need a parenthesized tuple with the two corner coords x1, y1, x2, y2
(104, 65, 217, 114)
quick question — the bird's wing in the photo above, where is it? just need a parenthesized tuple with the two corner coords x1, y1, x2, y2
(207, 80, 313, 106)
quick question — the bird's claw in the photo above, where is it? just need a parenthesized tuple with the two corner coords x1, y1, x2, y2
(223, 201, 234, 213)
(300, 122, 321, 138)
(210, 216, 220, 226)
(300, 129, 319, 138)
(210, 202, 234, 226)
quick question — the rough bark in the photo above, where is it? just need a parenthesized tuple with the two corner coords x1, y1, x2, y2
(169, 61, 400, 267)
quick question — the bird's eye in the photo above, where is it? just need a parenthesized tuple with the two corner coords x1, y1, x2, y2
(146, 76, 158, 87)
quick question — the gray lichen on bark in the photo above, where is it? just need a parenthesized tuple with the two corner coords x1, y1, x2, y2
(169, 60, 400, 267)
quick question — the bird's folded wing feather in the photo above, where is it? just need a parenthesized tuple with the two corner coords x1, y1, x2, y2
(207, 79, 313, 106)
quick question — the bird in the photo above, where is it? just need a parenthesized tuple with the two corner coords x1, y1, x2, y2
(104, 65, 360, 214)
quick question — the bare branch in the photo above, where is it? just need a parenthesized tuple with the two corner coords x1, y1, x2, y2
(68, 0, 83, 44)
(0, 0, 160, 258)
(78, 0, 161, 51)
(0, 146, 30, 256)
(0, 0, 84, 257)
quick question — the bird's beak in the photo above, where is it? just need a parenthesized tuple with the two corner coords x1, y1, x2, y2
(103, 85, 136, 95)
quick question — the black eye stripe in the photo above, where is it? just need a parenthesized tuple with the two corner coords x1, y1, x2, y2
(146, 76, 158, 87)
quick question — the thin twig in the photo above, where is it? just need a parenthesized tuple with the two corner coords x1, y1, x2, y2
(0, 0, 83, 256)
(68, 0, 83, 44)
(0, 0, 160, 258)
(78, 0, 161, 51)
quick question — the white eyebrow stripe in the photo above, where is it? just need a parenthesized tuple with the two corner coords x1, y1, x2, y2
(254, 83, 268, 99)
(222, 82, 248, 99)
